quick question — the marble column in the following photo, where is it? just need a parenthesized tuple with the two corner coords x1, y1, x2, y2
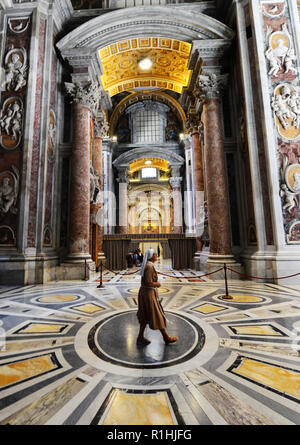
(92, 110, 108, 263)
(170, 171, 183, 234)
(198, 73, 235, 264)
(186, 111, 205, 250)
(117, 168, 128, 234)
(65, 81, 100, 262)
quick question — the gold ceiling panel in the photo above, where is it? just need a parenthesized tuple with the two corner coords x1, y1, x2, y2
(99, 38, 192, 97)
(129, 158, 169, 174)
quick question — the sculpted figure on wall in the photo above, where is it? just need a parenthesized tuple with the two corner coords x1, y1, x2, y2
(2, 47, 27, 91)
(0, 99, 23, 149)
(265, 24, 297, 77)
(0, 166, 19, 217)
(90, 162, 101, 204)
(272, 85, 300, 136)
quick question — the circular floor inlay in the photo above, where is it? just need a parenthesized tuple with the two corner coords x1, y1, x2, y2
(128, 288, 170, 295)
(88, 311, 204, 369)
(36, 295, 80, 304)
(216, 294, 265, 304)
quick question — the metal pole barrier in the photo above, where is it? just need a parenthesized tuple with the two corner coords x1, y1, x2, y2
(220, 263, 233, 300)
(97, 260, 104, 289)
(83, 259, 88, 281)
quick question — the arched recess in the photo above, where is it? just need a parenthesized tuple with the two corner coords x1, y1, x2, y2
(113, 146, 185, 171)
(109, 92, 186, 136)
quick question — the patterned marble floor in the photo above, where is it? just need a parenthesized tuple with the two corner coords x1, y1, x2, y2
(0, 269, 300, 425)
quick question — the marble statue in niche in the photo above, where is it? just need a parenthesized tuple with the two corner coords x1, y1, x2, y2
(2, 46, 27, 92)
(0, 166, 19, 217)
(90, 162, 101, 204)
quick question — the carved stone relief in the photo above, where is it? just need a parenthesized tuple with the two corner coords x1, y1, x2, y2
(265, 24, 297, 77)
(8, 17, 30, 34)
(0, 166, 19, 218)
(2, 46, 28, 92)
(48, 109, 56, 160)
(272, 84, 300, 141)
(0, 97, 23, 150)
(261, 0, 286, 18)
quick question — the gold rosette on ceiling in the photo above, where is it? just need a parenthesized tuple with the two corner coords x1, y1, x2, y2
(99, 37, 192, 97)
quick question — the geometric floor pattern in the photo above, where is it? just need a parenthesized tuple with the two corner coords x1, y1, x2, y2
(0, 271, 300, 425)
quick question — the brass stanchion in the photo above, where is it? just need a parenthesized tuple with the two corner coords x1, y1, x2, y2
(97, 260, 104, 289)
(220, 263, 233, 300)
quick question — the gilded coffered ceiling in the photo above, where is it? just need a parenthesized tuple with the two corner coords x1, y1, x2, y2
(129, 158, 169, 174)
(99, 37, 192, 97)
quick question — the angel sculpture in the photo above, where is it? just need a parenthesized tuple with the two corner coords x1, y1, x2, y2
(280, 184, 298, 213)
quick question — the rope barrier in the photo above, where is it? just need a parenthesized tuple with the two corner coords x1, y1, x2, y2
(157, 268, 224, 279)
(226, 266, 300, 281)
(95, 260, 300, 300)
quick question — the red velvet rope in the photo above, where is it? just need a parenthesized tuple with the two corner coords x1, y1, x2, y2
(102, 264, 141, 276)
(157, 268, 224, 279)
(101, 262, 223, 279)
(227, 266, 300, 281)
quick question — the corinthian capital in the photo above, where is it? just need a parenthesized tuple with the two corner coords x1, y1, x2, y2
(65, 81, 101, 115)
(197, 73, 228, 100)
(185, 112, 201, 135)
(94, 110, 109, 138)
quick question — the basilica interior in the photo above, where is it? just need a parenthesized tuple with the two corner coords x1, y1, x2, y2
(0, 0, 300, 427)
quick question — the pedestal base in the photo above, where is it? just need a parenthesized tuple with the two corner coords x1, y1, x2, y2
(0, 254, 59, 285)
(56, 260, 95, 281)
(194, 247, 209, 271)
(205, 255, 244, 280)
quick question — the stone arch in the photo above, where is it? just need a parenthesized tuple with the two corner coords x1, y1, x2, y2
(57, 7, 235, 52)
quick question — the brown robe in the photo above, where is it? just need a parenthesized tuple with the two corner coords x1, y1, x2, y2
(136, 261, 166, 330)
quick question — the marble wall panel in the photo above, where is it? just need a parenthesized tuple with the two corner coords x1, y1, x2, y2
(0, 15, 32, 247)
(27, 18, 46, 248)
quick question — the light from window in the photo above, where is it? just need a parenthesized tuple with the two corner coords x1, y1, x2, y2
(141, 168, 157, 179)
(134, 110, 163, 143)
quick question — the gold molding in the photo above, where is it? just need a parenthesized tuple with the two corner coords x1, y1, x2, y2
(99, 37, 191, 97)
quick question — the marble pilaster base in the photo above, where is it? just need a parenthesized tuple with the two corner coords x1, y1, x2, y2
(64, 253, 92, 263)
(242, 251, 300, 284)
(194, 247, 209, 271)
(0, 255, 59, 285)
(56, 260, 95, 281)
